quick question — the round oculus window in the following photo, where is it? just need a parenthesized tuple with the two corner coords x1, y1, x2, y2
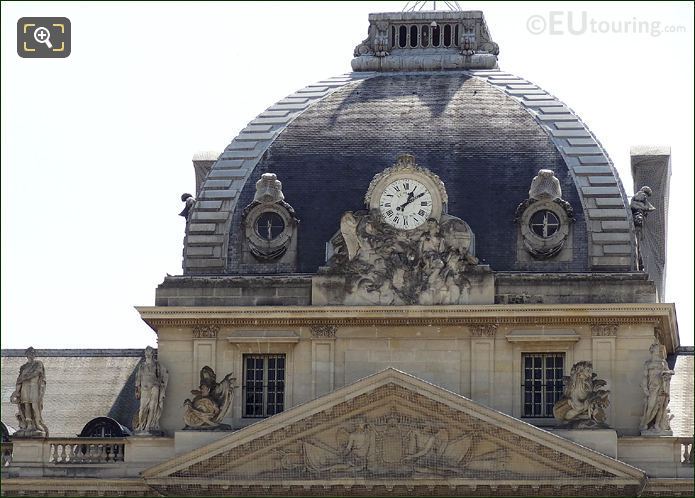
(255, 212, 285, 241)
(529, 210, 561, 238)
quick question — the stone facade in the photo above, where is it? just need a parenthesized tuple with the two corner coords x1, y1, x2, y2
(1, 7, 691, 498)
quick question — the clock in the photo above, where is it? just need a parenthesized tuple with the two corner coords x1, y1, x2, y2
(365, 154, 447, 230)
(378, 178, 433, 230)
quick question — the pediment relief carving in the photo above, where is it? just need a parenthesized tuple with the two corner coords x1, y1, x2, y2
(145, 370, 645, 495)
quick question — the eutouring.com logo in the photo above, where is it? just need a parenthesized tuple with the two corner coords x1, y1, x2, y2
(526, 11, 686, 37)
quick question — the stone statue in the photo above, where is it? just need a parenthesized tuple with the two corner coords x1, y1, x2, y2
(134, 346, 168, 435)
(639, 342, 675, 436)
(631, 186, 656, 226)
(553, 361, 610, 429)
(339, 212, 361, 261)
(10, 347, 48, 437)
(183, 366, 237, 430)
(179, 193, 195, 219)
(630, 186, 656, 270)
(325, 210, 481, 306)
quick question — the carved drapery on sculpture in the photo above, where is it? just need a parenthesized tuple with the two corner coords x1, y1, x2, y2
(515, 169, 575, 260)
(315, 155, 493, 306)
(553, 361, 610, 429)
(10, 347, 48, 437)
(639, 341, 675, 436)
(183, 366, 237, 431)
(133, 346, 168, 435)
(241, 173, 299, 263)
(630, 186, 656, 271)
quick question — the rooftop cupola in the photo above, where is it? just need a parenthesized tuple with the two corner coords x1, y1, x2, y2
(351, 6, 499, 72)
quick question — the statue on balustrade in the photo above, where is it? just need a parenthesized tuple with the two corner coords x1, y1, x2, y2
(10, 347, 49, 437)
(133, 346, 169, 435)
(183, 366, 237, 431)
(553, 361, 610, 429)
(640, 342, 675, 436)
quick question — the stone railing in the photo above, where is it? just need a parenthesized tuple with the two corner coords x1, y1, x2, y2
(48, 439, 126, 464)
(1, 442, 12, 467)
(678, 437, 693, 465)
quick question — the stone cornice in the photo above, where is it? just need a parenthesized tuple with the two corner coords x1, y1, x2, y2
(136, 304, 679, 352)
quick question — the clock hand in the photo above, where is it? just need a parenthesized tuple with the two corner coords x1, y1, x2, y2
(398, 191, 426, 211)
(396, 190, 416, 211)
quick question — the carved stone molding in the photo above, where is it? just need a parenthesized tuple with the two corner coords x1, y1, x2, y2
(310, 325, 337, 338)
(469, 324, 498, 338)
(653, 326, 665, 344)
(591, 324, 618, 337)
(192, 325, 220, 339)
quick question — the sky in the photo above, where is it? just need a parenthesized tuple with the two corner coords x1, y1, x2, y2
(1, 1, 693, 349)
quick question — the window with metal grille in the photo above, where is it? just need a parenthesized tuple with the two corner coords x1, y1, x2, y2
(243, 354, 285, 418)
(522, 353, 564, 418)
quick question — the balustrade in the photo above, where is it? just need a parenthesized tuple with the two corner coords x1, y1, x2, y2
(48, 439, 125, 464)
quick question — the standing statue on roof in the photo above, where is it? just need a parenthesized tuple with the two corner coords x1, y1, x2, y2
(10, 347, 49, 437)
(179, 193, 196, 219)
(639, 342, 675, 436)
(630, 186, 656, 270)
(134, 346, 169, 435)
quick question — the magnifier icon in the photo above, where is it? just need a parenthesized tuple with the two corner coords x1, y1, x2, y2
(33, 26, 53, 49)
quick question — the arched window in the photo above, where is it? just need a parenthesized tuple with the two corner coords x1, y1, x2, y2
(78, 417, 131, 438)
(421, 25, 430, 47)
(409, 25, 418, 47)
(443, 24, 452, 47)
(432, 25, 441, 47)
(398, 25, 407, 48)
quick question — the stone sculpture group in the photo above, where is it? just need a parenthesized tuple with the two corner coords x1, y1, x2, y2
(8, 341, 675, 437)
(326, 210, 480, 306)
(553, 361, 610, 429)
(183, 366, 237, 431)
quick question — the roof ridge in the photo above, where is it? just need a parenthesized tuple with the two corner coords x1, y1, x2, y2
(0, 348, 149, 357)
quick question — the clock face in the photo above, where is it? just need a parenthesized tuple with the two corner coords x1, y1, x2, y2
(378, 178, 433, 230)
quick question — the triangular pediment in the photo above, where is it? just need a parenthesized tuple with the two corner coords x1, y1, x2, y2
(144, 368, 645, 496)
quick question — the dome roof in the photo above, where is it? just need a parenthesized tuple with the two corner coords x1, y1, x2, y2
(183, 13, 634, 276)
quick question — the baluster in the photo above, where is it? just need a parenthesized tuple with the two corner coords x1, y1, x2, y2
(684, 441, 693, 464)
(48, 444, 55, 463)
(58, 444, 66, 464)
